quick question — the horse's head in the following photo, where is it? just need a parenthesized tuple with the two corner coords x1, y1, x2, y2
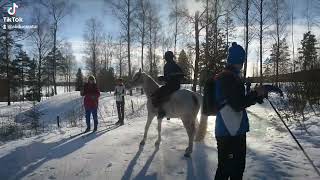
(127, 69, 144, 89)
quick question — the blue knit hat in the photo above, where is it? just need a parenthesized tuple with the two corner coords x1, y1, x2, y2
(227, 42, 246, 65)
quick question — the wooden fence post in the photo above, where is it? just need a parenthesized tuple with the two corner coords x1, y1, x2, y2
(57, 116, 60, 128)
(131, 100, 134, 113)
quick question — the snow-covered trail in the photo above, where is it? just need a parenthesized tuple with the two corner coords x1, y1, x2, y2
(0, 93, 319, 180)
(245, 103, 319, 180)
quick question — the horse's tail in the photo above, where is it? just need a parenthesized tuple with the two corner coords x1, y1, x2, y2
(193, 93, 208, 142)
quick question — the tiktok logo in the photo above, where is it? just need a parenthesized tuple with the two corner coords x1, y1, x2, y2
(8, 3, 19, 16)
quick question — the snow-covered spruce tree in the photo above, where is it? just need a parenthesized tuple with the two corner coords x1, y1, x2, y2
(75, 68, 83, 91)
(269, 38, 291, 76)
(177, 49, 192, 83)
(298, 31, 319, 113)
(263, 58, 273, 77)
(298, 31, 318, 71)
(12, 45, 36, 101)
(199, 28, 227, 88)
(0, 5, 25, 105)
(97, 67, 116, 92)
(25, 58, 38, 101)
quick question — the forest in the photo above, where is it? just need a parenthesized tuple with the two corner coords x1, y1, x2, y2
(0, 0, 319, 135)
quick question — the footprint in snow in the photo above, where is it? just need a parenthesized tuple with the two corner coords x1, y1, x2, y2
(177, 171, 184, 175)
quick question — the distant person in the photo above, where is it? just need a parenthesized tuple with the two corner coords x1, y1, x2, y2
(114, 78, 125, 125)
(214, 42, 265, 180)
(81, 75, 100, 132)
(151, 51, 184, 119)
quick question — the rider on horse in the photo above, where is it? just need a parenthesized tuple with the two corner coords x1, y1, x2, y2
(151, 51, 184, 119)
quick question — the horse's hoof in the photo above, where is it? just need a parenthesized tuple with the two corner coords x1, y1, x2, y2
(140, 141, 145, 146)
(184, 153, 191, 158)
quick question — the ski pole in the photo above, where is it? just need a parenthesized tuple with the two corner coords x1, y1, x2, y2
(267, 98, 320, 177)
(79, 97, 84, 132)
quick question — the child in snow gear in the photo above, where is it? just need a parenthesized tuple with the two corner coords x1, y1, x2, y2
(114, 78, 125, 125)
(214, 42, 265, 180)
(81, 75, 100, 132)
(151, 51, 184, 119)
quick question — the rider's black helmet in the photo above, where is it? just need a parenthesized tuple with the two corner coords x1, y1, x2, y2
(164, 51, 174, 61)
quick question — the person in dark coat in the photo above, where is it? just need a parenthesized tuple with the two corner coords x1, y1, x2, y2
(151, 51, 184, 118)
(214, 42, 265, 180)
(81, 75, 100, 132)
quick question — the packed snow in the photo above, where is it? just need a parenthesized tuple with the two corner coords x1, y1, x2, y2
(0, 91, 319, 180)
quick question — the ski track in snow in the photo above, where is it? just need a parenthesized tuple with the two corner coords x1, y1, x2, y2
(0, 92, 319, 180)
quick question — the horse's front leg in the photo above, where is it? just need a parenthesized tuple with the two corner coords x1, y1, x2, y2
(140, 112, 155, 146)
(155, 117, 163, 146)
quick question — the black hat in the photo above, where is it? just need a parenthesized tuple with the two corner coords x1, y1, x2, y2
(164, 51, 174, 61)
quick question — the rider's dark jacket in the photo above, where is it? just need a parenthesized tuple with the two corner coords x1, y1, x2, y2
(163, 59, 184, 89)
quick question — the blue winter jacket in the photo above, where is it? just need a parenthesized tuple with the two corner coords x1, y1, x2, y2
(215, 65, 259, 137)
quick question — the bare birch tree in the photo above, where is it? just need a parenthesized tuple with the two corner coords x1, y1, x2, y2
(30, 7, 52, 101)
(108, 0, 134, 95)
(270, 0, 288, 86)
(83, 18, 104, 78)
(40, 0, 74, 95)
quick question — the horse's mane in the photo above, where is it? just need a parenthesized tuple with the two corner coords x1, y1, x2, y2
(140, 72, 160, 97)
(141, 72, 160, 87)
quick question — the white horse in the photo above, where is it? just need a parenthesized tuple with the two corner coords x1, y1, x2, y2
(128, 69, 208, 157)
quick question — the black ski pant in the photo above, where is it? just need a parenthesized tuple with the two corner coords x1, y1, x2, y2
(116, 101, 125, 123)
(215, 135, 246, 180)
(151, 83, 180, 107)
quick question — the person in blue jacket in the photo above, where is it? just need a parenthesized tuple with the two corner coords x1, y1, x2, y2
(214, 42, 265, 180)
(151, 51, 184, 118)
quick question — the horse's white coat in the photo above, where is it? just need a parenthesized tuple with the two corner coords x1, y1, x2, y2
(129, 71, 208, 156)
